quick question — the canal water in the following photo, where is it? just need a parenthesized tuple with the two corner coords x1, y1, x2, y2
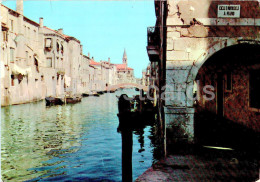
(1, 89, 160, 182)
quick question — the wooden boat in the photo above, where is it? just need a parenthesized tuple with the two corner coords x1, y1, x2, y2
(97, 91, 104, 95)
(45, 97, 64, 106)
(66, 96, 82, 104)
(89, 91, 100, 97)
(82, 93, 90, 97)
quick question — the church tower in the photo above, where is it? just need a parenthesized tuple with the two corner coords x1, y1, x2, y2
(122, 49, 127, 65)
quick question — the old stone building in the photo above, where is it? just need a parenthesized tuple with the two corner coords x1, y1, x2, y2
(0, 2, 88, 106)
(1, 0, 133, 106)
(141, 64, 151, 87)
(147, 0, 260, 147)
(89, 57, 117, 92)
(115, 49, 136, 84)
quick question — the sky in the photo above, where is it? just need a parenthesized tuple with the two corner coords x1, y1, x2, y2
(2, 0, 156, 78)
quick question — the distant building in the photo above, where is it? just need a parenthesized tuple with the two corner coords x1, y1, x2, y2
(89, 57, 117, 91)
(141, 65, 150, 86)
(115, 49, 136, 84)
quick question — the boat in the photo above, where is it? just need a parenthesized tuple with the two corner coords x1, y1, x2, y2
(89, 91, 100, 97)
(45, 97, 64, 106)
(97, 91, 104, 95)
(82, 93, 90, 97)
(65, 96, 82, 104)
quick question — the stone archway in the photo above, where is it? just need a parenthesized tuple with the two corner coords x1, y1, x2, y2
(186, 39, 260, 104)
(192, 41, 260, 147)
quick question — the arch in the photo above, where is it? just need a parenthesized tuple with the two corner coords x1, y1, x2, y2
(187, 39, 260, 84)
(186, 39, 260, 105)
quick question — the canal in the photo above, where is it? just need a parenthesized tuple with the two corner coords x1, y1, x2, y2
(1, 89, 161, 182)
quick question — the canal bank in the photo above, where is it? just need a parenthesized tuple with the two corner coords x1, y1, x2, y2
(1, 89, 161, 182)
(136, 111, 260, 181)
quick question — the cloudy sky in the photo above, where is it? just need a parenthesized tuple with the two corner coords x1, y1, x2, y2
(2, 0, 156, 78)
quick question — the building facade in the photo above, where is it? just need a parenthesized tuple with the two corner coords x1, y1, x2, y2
(1, 1, 136, 106)
(147, 0, 260, 147)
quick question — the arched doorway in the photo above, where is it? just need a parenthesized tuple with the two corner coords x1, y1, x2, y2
(194, 43, 260, 150)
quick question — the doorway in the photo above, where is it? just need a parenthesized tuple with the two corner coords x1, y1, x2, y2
(217, 72, 223, 117)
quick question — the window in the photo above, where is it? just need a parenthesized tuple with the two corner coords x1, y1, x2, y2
(45, 38, 52, 50)
(46, 58, 52, 68)
(10, 19, 14, 32)
(41, 75, 44, 81)
(61, 44, 64, 55)
(10, 48, 15, 63)
(56, 41, 60, 52)
(11, 75, 14, 86)
(34, 57, 39, 72)
(225, 72, 232, 91)
(3, 31, 8, 42)
(249, 70, 260, 109)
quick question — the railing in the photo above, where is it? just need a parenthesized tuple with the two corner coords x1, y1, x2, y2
(147, 26, 160, 62)
(147, 26, 160, 47)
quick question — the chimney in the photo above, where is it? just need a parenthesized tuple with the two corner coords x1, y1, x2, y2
(16, 0, 23, 15)
(58, 28, 63, 34)
(108, 57, 110, 63)
(88, 52, 90, 57)
(39, 17, 43, 28)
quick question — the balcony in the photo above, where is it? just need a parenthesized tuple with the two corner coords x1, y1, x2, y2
(147, 26, 160, 62)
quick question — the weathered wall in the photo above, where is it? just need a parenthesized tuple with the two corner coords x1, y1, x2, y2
(196, 46, 260, 132)
(165, 0, 260, 142)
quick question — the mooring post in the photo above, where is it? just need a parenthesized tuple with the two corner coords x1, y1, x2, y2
(121, 128, 133, 182)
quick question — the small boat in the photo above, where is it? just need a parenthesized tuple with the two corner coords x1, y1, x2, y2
(66, 96, 82, 104)
(89, 91, 100, 97)
(97, 91, 104, 95)
(45, 97, 64, 106)
(135, 88, 140, 91)
(82, 93, 90, 97)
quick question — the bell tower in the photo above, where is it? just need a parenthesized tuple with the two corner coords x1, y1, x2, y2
(122, 49, 127, 65)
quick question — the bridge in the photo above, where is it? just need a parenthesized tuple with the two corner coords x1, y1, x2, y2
(107, 83, 148, 92)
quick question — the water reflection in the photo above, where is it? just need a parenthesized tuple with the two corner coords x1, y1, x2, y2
(1, 89, 162, 182)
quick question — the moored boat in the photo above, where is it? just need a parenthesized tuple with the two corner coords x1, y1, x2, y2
(65, 96, 82, 104)
(45, 97, 64, 106)
(82, 93, 90, 97)
(89, 91, 100, 97)
(97, 91, 104, 95)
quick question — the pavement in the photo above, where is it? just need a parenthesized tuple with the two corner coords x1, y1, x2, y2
(136, 111, 260, 182)
(136, 154, 259, 182)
